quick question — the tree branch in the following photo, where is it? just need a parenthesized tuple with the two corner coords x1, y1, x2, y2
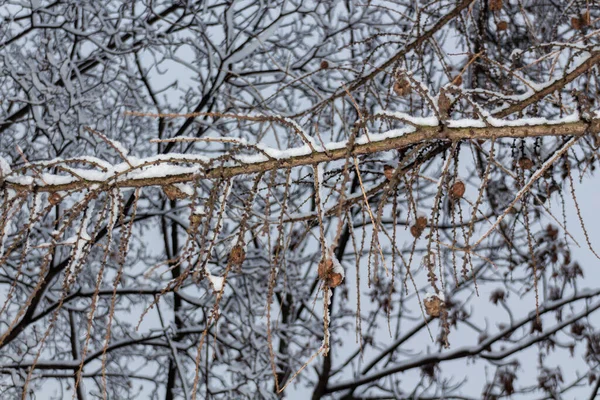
(4, 118, 597, 193)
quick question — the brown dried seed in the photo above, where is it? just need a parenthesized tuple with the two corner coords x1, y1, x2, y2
(318, 257, 344, 287)
(450, 181, 466, 199)
(416, 216, 428, 230)
(189, 214, 202, 232)
(393, 79, 411, 96)
(489, 0, 502, 12)
(163, 184, 187, 200)
(383, 164, 395, 180)
(49, 193, 62, 205)
(452, 74, 463, 86)
(318, 257, 333, 281)
(328, 272, 343, 288)
(410, 225, 423, 238)
(572, 16, 581, 30)
(320, 60, 329, 69)
(424, 296, 444, 318)
(497, 20, 508, 31)
(517, 157, 534, 170)
(230, 245, 246, 265)
(581, 11, 591, 26)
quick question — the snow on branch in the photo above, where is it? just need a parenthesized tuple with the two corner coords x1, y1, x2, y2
(1, 116, 597, 194)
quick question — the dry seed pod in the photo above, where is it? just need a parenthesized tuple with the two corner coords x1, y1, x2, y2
(318, 257, 333, 281)
(517, 157, 534, 170)
(410, 225, 423, 238)
(163, 184, 187, 200)
(320, 60, 329, 69)
(393, 79, 411, 96)
(190, 213, 202, 225)
(383, 164, 395, 180)
(415, 216, 428, 230)
(497, 20, 508, 31)
(49, 192, 62, 205)
(230, 245, 246, 266)
(489, 0, 502, 12)
(451, 75, 463, 86)
(450, 181, 466, 199)
(572, 16, 581, 30)
(581, 11, 591, 26)
(424, 295, 445, 318)
(189, 214, 202, 232)
(328, 272, 343, 288)
(318, 257, 344, 287)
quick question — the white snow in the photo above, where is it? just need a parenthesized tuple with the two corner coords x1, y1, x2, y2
(0, 157, 12, 176)
(376, 110, 439, 126)
(447, 119, 487, 128)
(174, 183, 194, 197)
(208, 274, 225, 292)
(447, 113, 581, 128)
(192, 205, 206, 215)
(328, 246, 345, 279)
(2, 113, 591, 192)
(425, 292, 445, 302)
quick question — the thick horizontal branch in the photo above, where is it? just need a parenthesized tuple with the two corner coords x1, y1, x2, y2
(3, 118, 597, 193)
